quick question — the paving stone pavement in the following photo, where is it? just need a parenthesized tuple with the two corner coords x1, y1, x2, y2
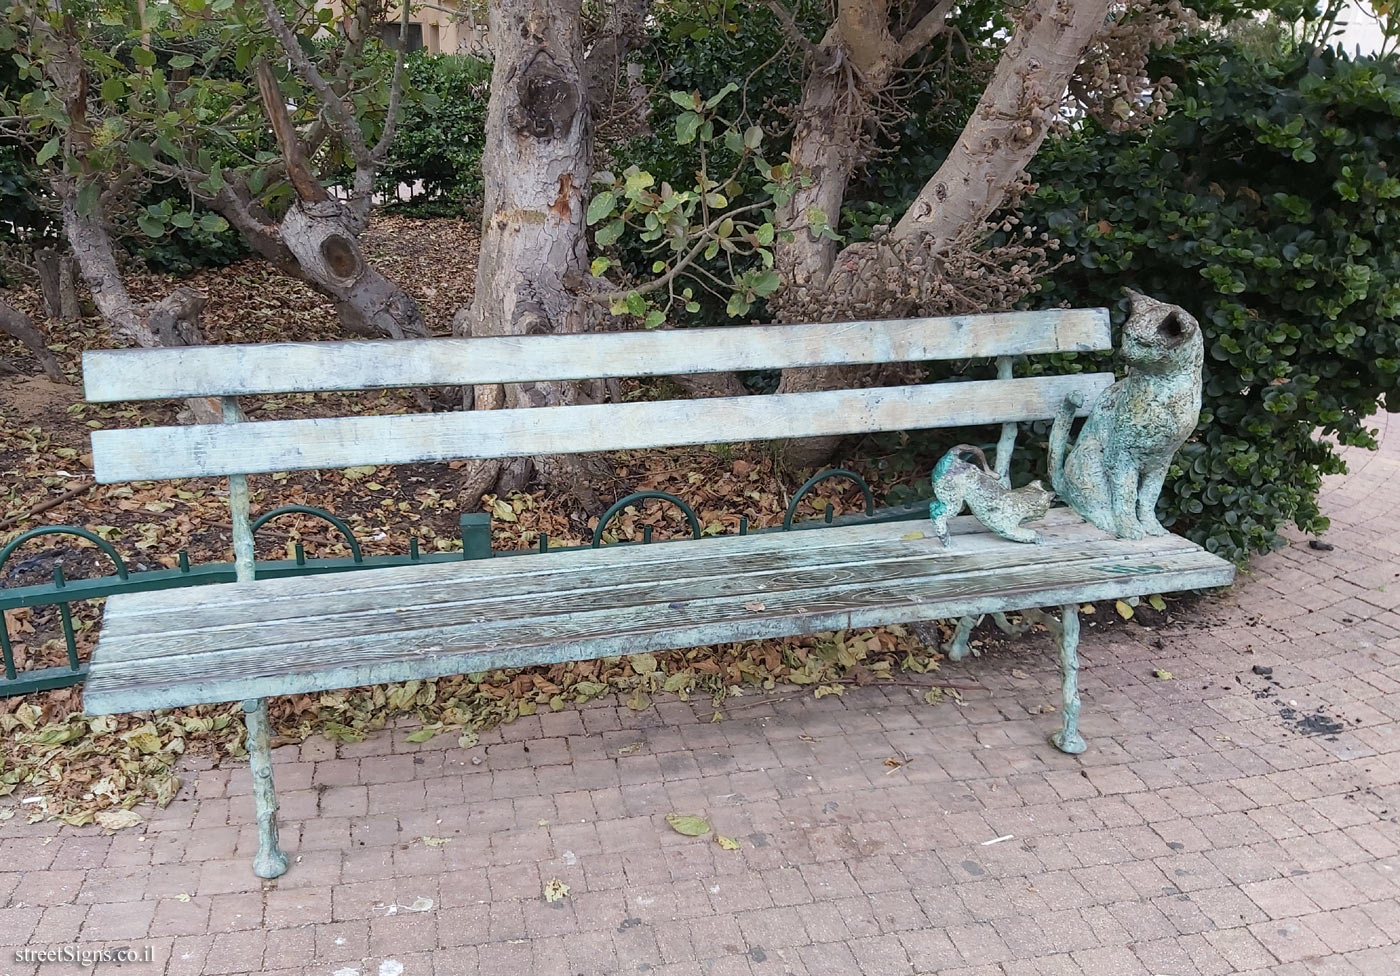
(3, 417, 1400, 976)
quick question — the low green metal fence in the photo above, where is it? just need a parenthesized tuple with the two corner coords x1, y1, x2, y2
(1, 475, 926, 699)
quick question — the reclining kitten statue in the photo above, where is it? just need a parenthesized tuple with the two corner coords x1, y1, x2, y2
(1049, 290, 1203, 540)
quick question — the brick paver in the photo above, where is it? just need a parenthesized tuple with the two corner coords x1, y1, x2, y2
(3, 416, 1399, 975)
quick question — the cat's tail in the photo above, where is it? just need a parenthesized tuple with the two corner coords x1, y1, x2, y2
(1048, 391, 1083, 500)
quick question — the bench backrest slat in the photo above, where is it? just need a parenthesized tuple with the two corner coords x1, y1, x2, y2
(81, 309, 1110, 402)
(90, 374, 1113, 483)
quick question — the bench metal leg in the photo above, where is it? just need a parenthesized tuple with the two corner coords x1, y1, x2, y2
(945, 615, 978, 661)
(242, 698, 289, 879)
(1049, 604, 1086, 755)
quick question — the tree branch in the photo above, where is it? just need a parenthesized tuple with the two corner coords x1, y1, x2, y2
(368, 0, 411, 164)
(587, 202, 770, 305)
(0, 297, 64, 381)
(256, 0, 372, 165)
(766, 1, 829, 63)
(898, 0, 957, 61)
(254, 58, 329, 204)
(891, 0, 1113, 246)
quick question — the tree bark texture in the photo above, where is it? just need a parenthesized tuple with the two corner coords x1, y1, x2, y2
(772, 0, 1110, 469)
(61, 194, 219, 423)
(772, 0, 914, 467)
(582, 0, 651, 114)
(456, 0, 595, 502)
(34, 248, 80, 322)
(249, 58, 430, 341)
(279, 201, 429, 340)
(0, 298, 64, 381)
(892, 0, 1113, 244)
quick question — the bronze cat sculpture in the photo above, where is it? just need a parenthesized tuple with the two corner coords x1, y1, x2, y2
(1049, 290, 1203, 540)
(929, 445, 1055, 546)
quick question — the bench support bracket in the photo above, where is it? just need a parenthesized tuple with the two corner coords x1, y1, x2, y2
(243, 697, 289, 879)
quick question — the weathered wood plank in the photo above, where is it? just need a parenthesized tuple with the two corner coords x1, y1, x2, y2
(82, 309, 1111, 402)
(96, 517, 1207, 650)
(96, 509, 1116, 624)
(95, 536, 1204, 660)
(83, 546, 1233, 714)
(90, 374, 1114, 483)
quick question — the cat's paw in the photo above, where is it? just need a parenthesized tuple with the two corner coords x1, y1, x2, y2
(1143, 521, 1169, 537)
(1117, 523, 1146, 540)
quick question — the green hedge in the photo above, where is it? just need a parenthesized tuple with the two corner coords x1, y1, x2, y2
(376, 52, 491, 217)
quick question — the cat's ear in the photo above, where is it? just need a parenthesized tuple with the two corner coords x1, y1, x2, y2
(1123, 287, 1153, 311)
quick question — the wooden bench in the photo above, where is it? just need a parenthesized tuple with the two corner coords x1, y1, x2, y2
(80, 309, 1234, 878)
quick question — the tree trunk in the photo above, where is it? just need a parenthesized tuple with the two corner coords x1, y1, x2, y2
(456, 0, 595, 503)
(774, 43, 866, 296)
(772, 0, 1111, 470)
(60, 191, 220, 423)
(771, 7, 899, 470)
(62, 194, 160, 349)
(583, 0, 651, 113)
(59, 254, 79, 321)
(279, 200, 429, 340)
(0, 298, 64, 381)
(34, 249, 80, 322)
(892, 0, 1113, 244)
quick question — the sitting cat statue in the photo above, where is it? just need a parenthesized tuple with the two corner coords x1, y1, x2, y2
(929, 445, 1055, 546)
(1049, 290, 1203, 539)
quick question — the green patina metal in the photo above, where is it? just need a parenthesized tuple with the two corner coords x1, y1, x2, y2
(0, 525, 131, 579)
(1049, 292, 1204, 541)
(0, 525, 131, 688)
(591, 491, 702, 548)
(223, 396, 289, 881)
(782, 469, 875, 530)
(927, 445, 1054, 546)
(251, 506, 364, 563)
(242, 697, 289, 879)
(50, 305, 1238, 883)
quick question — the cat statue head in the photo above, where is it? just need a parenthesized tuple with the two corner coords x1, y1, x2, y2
(1121, 289, 1203, 375)
(1020, 480, 1056, 515)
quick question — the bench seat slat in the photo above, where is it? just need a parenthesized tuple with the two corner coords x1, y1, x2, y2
(90, 374, 1114, 483)
(81, 309, 1111, 402)
(97, 507, 1112, 633)
(96, 520, 1208, 658)
(83, 515, 1234, 714)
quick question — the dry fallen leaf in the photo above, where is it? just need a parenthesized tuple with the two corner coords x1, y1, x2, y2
(743, 601, 766, 612)
(543, 879, 569, 903)
(93, 808, 143, 831)
(716, 835, 741, 851)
